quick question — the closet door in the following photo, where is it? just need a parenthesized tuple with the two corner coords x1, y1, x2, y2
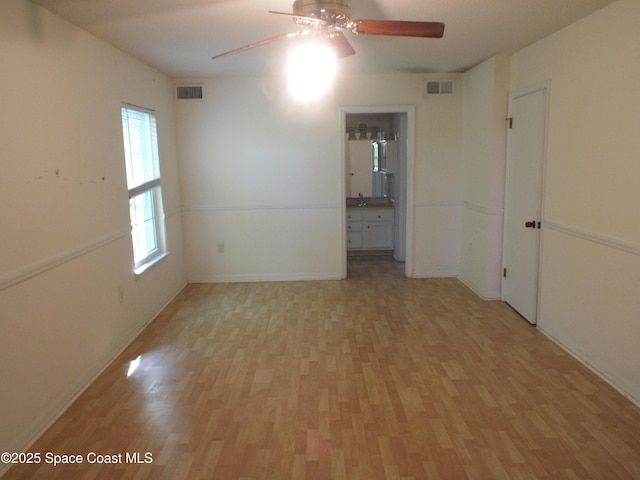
(503, 86, 548, 325)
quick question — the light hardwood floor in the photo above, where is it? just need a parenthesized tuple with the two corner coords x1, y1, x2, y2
(5, 256, 640, 479)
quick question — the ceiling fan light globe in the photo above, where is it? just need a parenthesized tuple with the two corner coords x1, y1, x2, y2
(287, 41, 337, 101)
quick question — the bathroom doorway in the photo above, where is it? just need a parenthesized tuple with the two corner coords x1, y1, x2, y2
(340, 106, 415, 278)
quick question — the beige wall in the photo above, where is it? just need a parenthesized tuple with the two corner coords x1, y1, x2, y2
(510, 0, 640, 403)
(175, 73, 464, 281)
(459, 55, 511, 299)
(0, 0, 186, 458)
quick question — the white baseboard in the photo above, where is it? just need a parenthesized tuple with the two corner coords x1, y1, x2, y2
(0, 282, 188, 478)
(188, 273, 343, 283)
(457, 275, 502, 300)
(538, 327, 640, 409)
(411, 269, 458, 279)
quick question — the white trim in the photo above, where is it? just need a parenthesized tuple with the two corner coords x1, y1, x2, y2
(0, 229, 131, 291)
(134, 252, 170, 276)
(411, 269, 458, 279)
(501, 80, 551, 324)
(340, 105, 416, 278)
(0, 282, 188, 473)
(457, 275, 502, 300)
(414, 200, 460, 208)
(163, 204, 182, 218)
(414, 201, 505, 215)
(539, 327, 640, 409)
(121, 102, 156, 116)
(128, 178, 160, 199)
(461, 201, 504, 216)
(182, 203, 340, 212)
(188, 273, 342, 283)
(544, 220, 640, 257)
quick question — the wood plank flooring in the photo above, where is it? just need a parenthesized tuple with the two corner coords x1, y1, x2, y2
(5, 256, 640, 479)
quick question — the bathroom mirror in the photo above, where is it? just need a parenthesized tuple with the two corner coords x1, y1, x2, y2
(345, 113, 393, 198)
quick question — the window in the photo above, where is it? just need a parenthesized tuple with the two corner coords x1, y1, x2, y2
(121, 104, 166, 273)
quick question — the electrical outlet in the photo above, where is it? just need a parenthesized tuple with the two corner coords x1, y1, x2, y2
(117, 287, 124, 304)
(216, 242, 224, 253)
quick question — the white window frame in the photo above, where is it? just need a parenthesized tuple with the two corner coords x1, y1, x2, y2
(121, 103, 167, 274)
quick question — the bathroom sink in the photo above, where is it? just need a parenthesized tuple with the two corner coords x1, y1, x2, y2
(346, 197, 394, 208)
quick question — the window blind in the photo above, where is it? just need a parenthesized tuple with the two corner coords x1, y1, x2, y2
(121, 104, 160, 190)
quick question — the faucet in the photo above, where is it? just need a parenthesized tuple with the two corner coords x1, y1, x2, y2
(358, 193, 367, 207)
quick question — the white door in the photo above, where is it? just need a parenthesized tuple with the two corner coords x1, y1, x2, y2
(503, 87, 547, 324)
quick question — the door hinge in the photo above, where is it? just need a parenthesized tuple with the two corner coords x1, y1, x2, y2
(503, 267, 507, 278)
(506, 117, 513, 129)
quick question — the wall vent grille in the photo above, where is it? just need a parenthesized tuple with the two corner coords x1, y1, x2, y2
(425, 79, 455, 96)
(176, 85, 204, 100)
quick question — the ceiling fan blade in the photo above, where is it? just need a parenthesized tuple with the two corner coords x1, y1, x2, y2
(212, 31, 302, 60)
(327, 31, 356, 59)
(352, 20, 444, 38)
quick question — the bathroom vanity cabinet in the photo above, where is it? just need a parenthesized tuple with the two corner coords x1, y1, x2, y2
(347, 208, 394, 251)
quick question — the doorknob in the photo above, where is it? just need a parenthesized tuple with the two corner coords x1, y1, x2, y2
(525, 220, 536, 228)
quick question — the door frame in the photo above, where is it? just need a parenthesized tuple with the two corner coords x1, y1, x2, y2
(501, 81, 551, 324)
(339, 105, 416, 278)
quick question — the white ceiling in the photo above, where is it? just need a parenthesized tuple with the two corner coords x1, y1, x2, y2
(30, 0, 615, 78)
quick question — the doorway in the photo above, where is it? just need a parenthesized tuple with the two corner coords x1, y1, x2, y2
(340, 106, 415, 278)
(502, 84, 549, 324)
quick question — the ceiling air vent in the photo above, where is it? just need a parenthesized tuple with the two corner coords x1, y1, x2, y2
(176, 84, 204, 100)
(425, 79, 455, 96)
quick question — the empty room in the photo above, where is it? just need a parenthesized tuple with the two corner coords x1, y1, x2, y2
(1, 0, 639, 478)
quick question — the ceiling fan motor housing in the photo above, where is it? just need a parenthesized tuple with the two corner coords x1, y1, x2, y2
(213, 0, 443, 60)
(292, 0, 351, 21)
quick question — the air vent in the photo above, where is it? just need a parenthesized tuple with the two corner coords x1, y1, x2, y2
(425, 79, 455, 96)
(176, 84, 204, 100)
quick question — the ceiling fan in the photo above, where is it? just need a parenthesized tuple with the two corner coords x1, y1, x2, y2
(212, 0, 445, 61)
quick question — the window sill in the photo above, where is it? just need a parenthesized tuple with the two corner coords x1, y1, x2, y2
(134, 252, 169, 276)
